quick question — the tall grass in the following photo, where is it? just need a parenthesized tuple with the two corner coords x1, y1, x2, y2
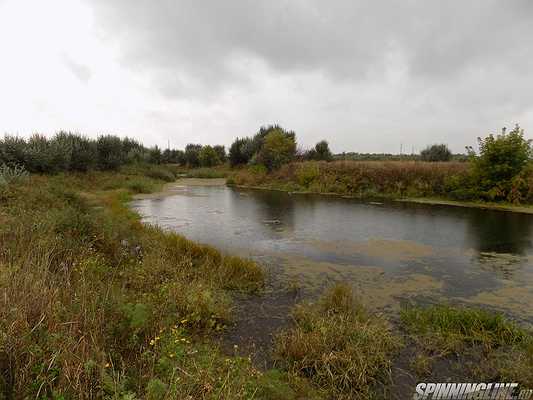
(0, 170, 323, 399)
(401, 305, 533, 385)
(274, 284, 401, 399)
(230, 160, 469, 199)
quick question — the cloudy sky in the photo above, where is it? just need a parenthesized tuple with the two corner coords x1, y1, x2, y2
(1, 0, 532, 153)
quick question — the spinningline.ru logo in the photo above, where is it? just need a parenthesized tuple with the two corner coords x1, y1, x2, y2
(413, 383, 533, 399)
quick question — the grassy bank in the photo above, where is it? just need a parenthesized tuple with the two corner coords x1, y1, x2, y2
(401, 305, 533, 386)
(2, 165, 532, 399)
(0, 167, 321, 399)
(228, 161, 469, 199)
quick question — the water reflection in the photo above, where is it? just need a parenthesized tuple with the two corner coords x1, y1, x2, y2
(132, 184, 533, 321)
(464, 209, 533, 255)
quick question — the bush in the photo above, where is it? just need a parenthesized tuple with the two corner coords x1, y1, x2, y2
(97, 135, 125, 170)
(184, 144, 202, 168)
(0, 135, 26, 166)
(305, 140, 333, 161)
(256, 129, 296, 171)
(468, 124, 532, 201)
(144, 165, 176, 182)
(229, 137, 253, 166)
(148, 146, 162, 164)
(420, 144, 452, 162)
(213, 145, 226, 163)
(295, 162, 320, 188)
(198, 145, 221, 167)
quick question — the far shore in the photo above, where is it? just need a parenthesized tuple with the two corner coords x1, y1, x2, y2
(134, 177, 533, 215)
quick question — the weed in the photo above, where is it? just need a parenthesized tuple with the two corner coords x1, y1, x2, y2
(274, 284, 401, 399)
(231, 160, 468, 199)
(401, 305, 533, 386)
(0, 168, 269, 398)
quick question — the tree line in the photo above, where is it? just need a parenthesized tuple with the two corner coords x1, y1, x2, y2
(0, 125, 334, 173)
(2, 124, 532, 204)
(0, 132, 231, 173)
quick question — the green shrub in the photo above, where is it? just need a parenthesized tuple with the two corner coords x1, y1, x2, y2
(126, 178, 157, 193)
(149, 146, 162, 164)
(144, 165, 176, 182)
(295, 162, 319, 188)
(256, 129, 296, 171)
(184, 144, 202, 168)
(468, 124, 532, 201)
(97, 135, 125, 170)
(420, 144, 452, 162)
(198, 145, 221, 167)
(305, 140, 333, 161)
(0, 135, 26, 166)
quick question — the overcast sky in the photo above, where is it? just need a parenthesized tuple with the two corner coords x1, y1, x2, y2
(1, 0, 532, 153)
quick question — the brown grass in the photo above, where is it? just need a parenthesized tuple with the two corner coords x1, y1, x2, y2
(230, 160, 469, 199)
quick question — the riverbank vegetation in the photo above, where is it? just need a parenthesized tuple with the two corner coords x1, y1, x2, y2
(274, 284, 401, 399)
(1, 167, 327, 399)
(229, 160, 469, 199)
(229, 124, 533, 205)
(2, 123, 533, 397)
(2, 163, 533, 397)
(401, 305, 533, 386)
(3, 123, 531, 204)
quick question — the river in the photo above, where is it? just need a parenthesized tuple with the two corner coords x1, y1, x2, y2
(131, 179, 533, 324)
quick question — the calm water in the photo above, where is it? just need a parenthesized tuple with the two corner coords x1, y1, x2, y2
(132, 182, 533, 322)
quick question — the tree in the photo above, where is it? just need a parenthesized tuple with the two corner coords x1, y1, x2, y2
(0, 135, 27, 167)
(96, 135, 125, 170)
(420, 144, 452, 162)
(213, 145, 226, 163)
(468, 124, 532, 199)
(229, 137, 252, 166)
(198, 145, 221, 167)
(184, 144, 202, 167)
(306, 140, 333, 161)
(171, 149, 186, 165)
(149, 146, 162, 164)
(256, 130, 296, 170)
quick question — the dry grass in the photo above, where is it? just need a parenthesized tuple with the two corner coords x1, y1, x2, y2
(230, 160, 469, 199)
(0, 171, 313, 399)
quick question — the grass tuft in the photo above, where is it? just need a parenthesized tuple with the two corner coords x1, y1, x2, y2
(401, 305, 533, 386)
(274, 284, 401, 399)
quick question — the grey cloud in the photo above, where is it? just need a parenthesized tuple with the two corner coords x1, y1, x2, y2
(90, 1, 533, 84)
(86, 0, 533, 152)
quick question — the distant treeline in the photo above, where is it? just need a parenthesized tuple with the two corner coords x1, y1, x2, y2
(334, 152, 468, 162)
(2, 124, 532, 204)
(0, 125, 335, 174)
(0, 132, 230, 173)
